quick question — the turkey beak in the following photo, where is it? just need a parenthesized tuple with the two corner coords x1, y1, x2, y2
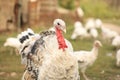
(62, 26, 66, 33)
(63, 29, 66, 33)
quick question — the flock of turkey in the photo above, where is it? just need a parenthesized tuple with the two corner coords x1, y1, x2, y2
(3, 18, 120, 80)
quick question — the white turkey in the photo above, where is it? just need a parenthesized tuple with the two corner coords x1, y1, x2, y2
(111, 35, 120, 48)
(85, 18, 102, 30)
(89, 28, 98, 39)
(73, 40, 102, 80)
(71, 21, 90, 40)
(101, 26, 119, 42)
(95, 18, 102, 28)
(85, 18, 96, 31)
(18, 19, 80, 80)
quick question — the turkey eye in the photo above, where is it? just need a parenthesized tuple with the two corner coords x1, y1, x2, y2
(57, 23, 60, 25)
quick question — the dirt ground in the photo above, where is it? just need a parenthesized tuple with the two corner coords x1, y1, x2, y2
(103, 23, 120, 34)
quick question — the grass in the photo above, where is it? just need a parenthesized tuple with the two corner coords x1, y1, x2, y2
(0, 23, 120, 80)
(79, 0, 120, 19)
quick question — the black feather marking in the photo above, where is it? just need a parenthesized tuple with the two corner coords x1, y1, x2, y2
(31, 38, 45, 54)
(28, 33, 34, 36)
(78, 60, 85, 63)
(31, 30, 55, 54)
(21, 45, 28, 53)
(40, 30, 55, 37)
(19, 35, 29, 43)
(20, 36, 26, 43)
(25, 35, 29, 39)
(19, 38, 23, 43)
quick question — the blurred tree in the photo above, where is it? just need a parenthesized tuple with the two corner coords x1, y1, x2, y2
(105, 0, 120, 10)
(58, 0, 75, 10)
(80, 0, 111, 18)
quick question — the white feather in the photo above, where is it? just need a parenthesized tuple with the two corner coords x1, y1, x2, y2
(4, 37, 21, 50)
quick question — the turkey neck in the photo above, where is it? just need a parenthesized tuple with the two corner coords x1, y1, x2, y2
(91, 46, 99, 57)
(55, 27, 68, 51)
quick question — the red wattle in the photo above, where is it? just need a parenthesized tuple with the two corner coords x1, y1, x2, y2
(56, 26, 68, 51)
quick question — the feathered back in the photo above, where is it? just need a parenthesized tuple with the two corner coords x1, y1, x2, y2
(17, 28, 35, 44)
(17, 28, 40, 64)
